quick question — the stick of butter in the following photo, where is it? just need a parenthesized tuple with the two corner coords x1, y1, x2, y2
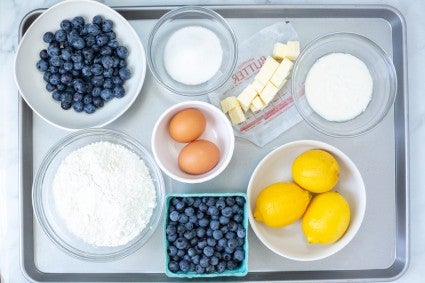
(255, 56, 280, 85)
(270, 58, 293, 89)
(272, 42, 288, 61)
(237, 84, 257, 112)
(252, 79, 266, 94)
(250, 96, 266, 112)
(220, 96, 239, 113)
(259, 82, 279, 105)
(228, 105, 246, 125)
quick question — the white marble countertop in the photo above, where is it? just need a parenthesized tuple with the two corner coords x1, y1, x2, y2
(1, 0, 424, 282)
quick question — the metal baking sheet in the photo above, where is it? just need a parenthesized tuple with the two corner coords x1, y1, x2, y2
(19, 4, 409, 282)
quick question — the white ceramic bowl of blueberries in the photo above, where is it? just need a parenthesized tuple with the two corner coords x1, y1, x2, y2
(14, 0, 146, 130)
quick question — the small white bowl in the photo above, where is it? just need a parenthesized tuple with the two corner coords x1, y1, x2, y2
(247, 140, 366, 261)
(14, 0, 146, 130)
(151, 101, 235, 183)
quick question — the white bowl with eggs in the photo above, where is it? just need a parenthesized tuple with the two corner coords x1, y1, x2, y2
(291, 32, 397, 137)
(14, 0, 146, 130)
(247, 140, 366, 261)
(151, 101, 235, 183)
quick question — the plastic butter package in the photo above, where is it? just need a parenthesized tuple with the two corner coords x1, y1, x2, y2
(208, 21, 302, 147)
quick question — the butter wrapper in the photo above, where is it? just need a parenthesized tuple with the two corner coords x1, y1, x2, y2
(209, 21, 302, 147)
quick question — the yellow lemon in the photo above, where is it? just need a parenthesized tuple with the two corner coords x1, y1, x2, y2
(292, 149, 339, 193)
(254, 182, 311, 228)
(302, 191, 351, 244)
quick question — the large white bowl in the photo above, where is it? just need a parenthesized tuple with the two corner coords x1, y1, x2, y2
(247, 140, 366, 261)
(14, 0, 146, 130)
(151, 101, 235, 183)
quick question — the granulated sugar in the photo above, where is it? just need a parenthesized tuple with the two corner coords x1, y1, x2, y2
(164, 26, 223, 85)
(52, 141, 156, 247)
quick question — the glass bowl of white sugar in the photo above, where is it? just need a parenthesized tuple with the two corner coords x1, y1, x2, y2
(32, 128, 166, 261)
(291, 32, 397, 137)
(147, 6, 237, 96)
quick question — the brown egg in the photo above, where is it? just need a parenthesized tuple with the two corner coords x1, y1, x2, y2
(168, 108, 206, 143)
(178, 140, 220, 175)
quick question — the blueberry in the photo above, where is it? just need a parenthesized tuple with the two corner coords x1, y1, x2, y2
(176, 248, 185, 258)
(219, 215, 230, 225)
(54, 29, 67, 42)
(71, 53, 83, 63)
(63, 62, 73, 72)
(210, 220, 219, 230)
(222, 206, 233, 217)
(49, 66, 59, 74)
(199, 256, 210, 268)
(96, 34, 109, 46)
(73, 101, 84, 112)
(84, 103, 96, 114)
(42, 72, 51, 83)
(176, 224, 186, 235)
(169, 210, 179, 222)
(49, 73, 60, 85)
(189, 215, 197, 224)
(101, 56, 114, 69)
(210, 256, 219, 266)
(236, 196, 245, 207)
(47, 45, 60, 56)
(91, 64, 103, 76)
(82, 48, 94, 61)
(187, 247, 197, 257)
(36, 60, 49, 72)
(207, 238, 216, 247)
(60, 73, 73, 85)
(71, 16, 85, 29)
(106, 31, 116, 40)
(175, 201, 185, 211)
(91, 75, 104, 87)
(71, 37, 86, 50)
(191, 254, 200, 265)
(43, 32, 54, 43)
(233, 214, 243, 223)
(217, 261, 226, 273)
(73, 93, 83, 102)
(195, 265, 205, 274)
(184, 222, 194, 231)
(101, 19, 113, 32)
(116, 46, 128, 58)
(237, 227, 246, 238)
(206, 265, 216, 274)
(183, 230, 196, 240)
(168, 261, 179, 273)
(52, 90, 61, 101)
(67, 29, 80, 42)
(207, 206, 219, 217)
(60, 19, 72, 31)
(227, 221, 238, 232)
(179, 260, 190, 272)
(108, 39, 119, 49)
(60, 92, 72, 103)
(92, 15, 103, 26)
(49, 55, 62, 67)
(227, 260, 237, 270)
(92, 97, 104, 108)
(73, 62, 84, 71)
(215, 199, 226, 210)
(206, 228, 213, 237)
(227, 238, 239, 249)
(74, 80, 87, 93)
(119, 59, 127, 68)
(198, 218, 209, 228)
(112, 85, 124, 98)
(213, 230, 224, 240)
(87, 23, 101, 36)
(197, 240, 207, 250)
(167, 233, 177, 243)
(56, 84, 66, 91)
(91, 87, 101, 97)
(225, 231, 236, 240)
(196, 227, 206, 238)
(225, 197, 236, 206)
(222, 252, 231, 261)
(100, 46, 112, 56)
(175, 238, 188, 250)
(39, 49, 49, 60)
(61, 101, 72, 110)
(81, 66, 92, 77)
(83, 95, 93, 105)
(234, 248, 245, 262)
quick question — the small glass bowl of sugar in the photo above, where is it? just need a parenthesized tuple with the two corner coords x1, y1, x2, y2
(147, 6, 238, 96)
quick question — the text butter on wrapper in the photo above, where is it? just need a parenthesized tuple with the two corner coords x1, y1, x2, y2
(208, 21, 302, 147)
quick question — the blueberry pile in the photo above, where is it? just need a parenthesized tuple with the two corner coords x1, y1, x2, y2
(36, 15, 131, 114)
(166, 195, 247, 275)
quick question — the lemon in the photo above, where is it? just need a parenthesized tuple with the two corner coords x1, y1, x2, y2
(254, 182, 311, 228)
(302, 191, 351, 244)
(292, 149, 339, 193)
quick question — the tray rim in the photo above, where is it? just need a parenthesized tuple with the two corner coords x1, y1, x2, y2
(18, 3, 409, 282)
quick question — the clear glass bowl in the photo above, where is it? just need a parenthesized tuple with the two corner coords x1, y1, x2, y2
(32, 129, 165, 261)
(291, 32, 397, 137)
(147, 6, 238, 96)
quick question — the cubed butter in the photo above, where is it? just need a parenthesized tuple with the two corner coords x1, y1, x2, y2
(250, 96, 266, 112)
(252, 79, 266, 94)
(237, 84, 257, 112)
(270, 58, 293, 89)
(228, 105, 246, 125)
(286, 41, 300, 61)
(259, 82, 279, 105)
(220, 96, 239, 113)
(255, 56, 280, 85)
(272, 42, 288, 61)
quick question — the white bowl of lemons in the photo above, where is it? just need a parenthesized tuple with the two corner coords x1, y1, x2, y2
(247, 140, 366, 261)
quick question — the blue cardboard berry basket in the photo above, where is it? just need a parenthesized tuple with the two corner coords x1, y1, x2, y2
(164, 192, 249, 278)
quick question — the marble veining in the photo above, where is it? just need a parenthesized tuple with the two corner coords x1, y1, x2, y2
(1, 0, 424, 282)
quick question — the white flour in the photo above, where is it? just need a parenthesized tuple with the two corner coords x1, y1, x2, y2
(305, 53, 373, 122)
(164, 26, 223, 85)
(52, 141, 156, 247)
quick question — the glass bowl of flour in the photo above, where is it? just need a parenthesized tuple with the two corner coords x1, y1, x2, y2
(147, 6, 237, 96)
(32, 129, 165, 261)
(291, 32, 397, 137)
